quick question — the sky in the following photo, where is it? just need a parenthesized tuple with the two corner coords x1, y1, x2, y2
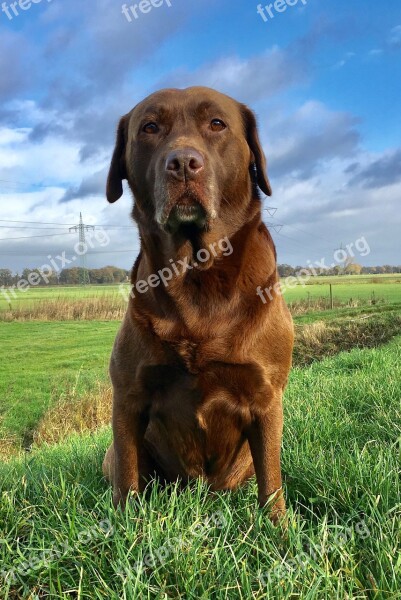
(0, 0, 400, 273)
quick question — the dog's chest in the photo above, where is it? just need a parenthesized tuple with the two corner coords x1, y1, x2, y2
(167, 329, 239, 374)
(142, 354, 259, 481)
(145, 378, 246, 481)
(169, 338, 201, 373)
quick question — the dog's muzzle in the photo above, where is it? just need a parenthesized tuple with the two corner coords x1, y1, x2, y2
(166, 199, 207, 233)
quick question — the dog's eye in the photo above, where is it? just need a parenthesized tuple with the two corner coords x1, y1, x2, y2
(210, 119, 227, 132)
(142, 122, 159, 134)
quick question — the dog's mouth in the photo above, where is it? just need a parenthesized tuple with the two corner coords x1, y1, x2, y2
(164, 195, 208, 235)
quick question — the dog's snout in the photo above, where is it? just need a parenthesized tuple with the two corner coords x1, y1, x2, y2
(165, 148, 204, 180)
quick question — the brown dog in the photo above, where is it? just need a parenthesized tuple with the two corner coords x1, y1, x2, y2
(102, 87, 294, 522)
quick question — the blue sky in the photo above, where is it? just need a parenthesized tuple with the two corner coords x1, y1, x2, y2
(0, 0, 400, 271)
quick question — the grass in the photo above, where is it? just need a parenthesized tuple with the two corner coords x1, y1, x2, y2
(0, 286, 123, 311)
(0, 295, 126, 322)
(292, 303, 401, 325)
(0, 321, 119, 455)
(1, 276, 400, 321)
(284, 283, 401, 307)
(293, 309, 401, 367)
(0, 294, 385, 322)
(0, 286, 400, 597)
(286, 273, 401, 285)
(0, 339, 400, 598)
(2, 307, 401, 457)
(33, 382, 112, 447)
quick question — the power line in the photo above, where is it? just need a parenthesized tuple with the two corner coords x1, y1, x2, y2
(0, 232, 72, 241)
(0, 225, 70, 230)
(0, 179, 61, 188)
(0, 219, 79, 226)
(262, 206, 343, 253)
(0, 219, 136, 229)
(0, 211, 337, 261)
(0, 224, 136, 231)
(280, 221, 338, 245)
(84, 226, 137, 230)
(273, 229, 338, 258)
(0, 219, 332, 258)
(0, 250, 136, 256)
(264, 211, 344, 257)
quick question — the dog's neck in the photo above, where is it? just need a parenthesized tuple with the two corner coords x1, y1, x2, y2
(129, 195, 278, 335)
(132, 195, 267, 274)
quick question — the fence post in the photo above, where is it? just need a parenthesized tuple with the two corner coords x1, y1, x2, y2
(330, 284, 334, 309)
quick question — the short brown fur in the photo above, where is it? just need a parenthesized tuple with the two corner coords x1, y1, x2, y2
(103, 87, 294, 522)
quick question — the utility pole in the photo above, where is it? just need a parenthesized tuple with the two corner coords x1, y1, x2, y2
(334, 242, 353, 274)
(69, 213, 95, 285)
(263, 207, 283, 233)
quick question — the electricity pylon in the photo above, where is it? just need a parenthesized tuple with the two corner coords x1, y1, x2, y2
(69, 213, 95, 285)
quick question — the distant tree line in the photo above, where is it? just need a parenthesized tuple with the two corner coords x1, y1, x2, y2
(0, 266, 129, 287)
(277, 264, 401, 277)
(0, 264, 400, 288)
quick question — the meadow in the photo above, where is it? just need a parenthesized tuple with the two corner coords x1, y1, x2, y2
(0, 321, 118, 454)
(0, 278, 400, 598)
(1, 273, 401, 316)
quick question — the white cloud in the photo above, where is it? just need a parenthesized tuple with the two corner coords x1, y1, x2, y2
(388, 25, 401, 47)
(264, 100, 360, 180)
(157, 46, 309, 104)
(332, 51, 355, 70)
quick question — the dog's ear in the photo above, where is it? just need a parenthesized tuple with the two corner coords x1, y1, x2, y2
(106, 115, 128, 203)
(241, 106, 272, 197)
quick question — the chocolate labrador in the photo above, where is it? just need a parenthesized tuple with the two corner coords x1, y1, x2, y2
(102, 87, 294, 522)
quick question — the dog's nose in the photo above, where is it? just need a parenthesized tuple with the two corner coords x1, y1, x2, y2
(165, 148, 204, 180)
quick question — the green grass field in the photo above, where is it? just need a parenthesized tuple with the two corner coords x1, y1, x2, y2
(0, 321, 118, 449)
(0, 286, 123, 311)
(1, 339, 400, 598)
(283, 274, 401, 305)
(284, 282, 401, 305)
(1, 283, 400, 598)
(1, 274, 401, 312)
(1, 305, 401, 454)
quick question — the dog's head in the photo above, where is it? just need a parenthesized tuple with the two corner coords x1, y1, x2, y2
(106, 87, 271, 237)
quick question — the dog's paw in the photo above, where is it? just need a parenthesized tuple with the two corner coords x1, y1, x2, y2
(112, 490, 125, 510)
(112, 487, 133, 510)
(113, 487, 140, 510)
(259, 489, 287, 526)
(269, 501, 287, 527)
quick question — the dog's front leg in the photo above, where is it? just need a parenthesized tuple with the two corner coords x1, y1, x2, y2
(247, 400, 286, 523)
(112, 397, 149, 508)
